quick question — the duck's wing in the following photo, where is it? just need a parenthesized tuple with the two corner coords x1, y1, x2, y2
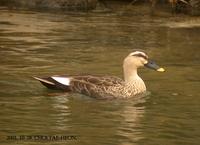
(34, 75, 123, 98)
(69, 75, 124, 98)
(71, 75, 123, 86)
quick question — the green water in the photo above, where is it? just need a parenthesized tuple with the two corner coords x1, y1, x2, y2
(0, 9, 200, 145)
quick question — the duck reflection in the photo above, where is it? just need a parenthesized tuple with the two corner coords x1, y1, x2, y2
(48, 93, 71, 132)
(49, 93, 147, 145)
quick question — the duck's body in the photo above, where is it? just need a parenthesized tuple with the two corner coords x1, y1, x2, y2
(35, 74, 146, 99)
(34, 51, 164, 99)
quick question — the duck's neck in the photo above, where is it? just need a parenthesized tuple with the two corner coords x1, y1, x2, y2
(123, 66, 140, 83)
(123, 67, 146, 93)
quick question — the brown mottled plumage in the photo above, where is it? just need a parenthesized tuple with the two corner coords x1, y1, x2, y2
(34, 51, 165, 99)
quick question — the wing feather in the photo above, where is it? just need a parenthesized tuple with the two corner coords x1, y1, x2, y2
(69, 75, 123, 98)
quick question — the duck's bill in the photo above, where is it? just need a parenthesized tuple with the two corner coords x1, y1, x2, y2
(144, 60, 165, 72)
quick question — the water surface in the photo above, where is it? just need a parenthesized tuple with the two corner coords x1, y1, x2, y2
(0, 9, 200, 145)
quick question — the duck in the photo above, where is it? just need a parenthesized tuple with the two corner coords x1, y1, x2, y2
(34, 51, 165, 99)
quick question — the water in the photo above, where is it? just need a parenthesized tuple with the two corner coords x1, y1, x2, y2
(0, 8, 200, 145)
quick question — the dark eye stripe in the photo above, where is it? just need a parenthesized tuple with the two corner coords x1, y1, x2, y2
(132, 53, 148, 60)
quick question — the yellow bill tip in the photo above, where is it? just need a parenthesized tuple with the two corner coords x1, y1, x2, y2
(157, 68, 165, 72)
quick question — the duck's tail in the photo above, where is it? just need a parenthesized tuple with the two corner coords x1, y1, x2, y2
(33, 76, 70, 91)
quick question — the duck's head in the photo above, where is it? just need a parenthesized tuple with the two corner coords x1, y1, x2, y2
(123, 51, 165, 72)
